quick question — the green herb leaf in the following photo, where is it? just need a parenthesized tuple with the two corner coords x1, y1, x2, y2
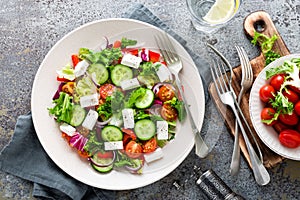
(79, 47, 122, 66)
(48, 92, 74, 123)
(121, 37, 137, 48)
(251, 30, 281, 66)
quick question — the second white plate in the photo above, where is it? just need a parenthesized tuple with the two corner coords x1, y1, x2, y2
(249, 54, 300, 160)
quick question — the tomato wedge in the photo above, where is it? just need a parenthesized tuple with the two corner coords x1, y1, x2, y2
(143, 138, 157, 153)
(125, 141, 143, 158)
(99, 84, 116, 99)
(122, 128, 137, 140)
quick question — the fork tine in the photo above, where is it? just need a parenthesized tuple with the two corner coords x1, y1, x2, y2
(210, 59, 229, 96)
(235, 46, 246, 82)
(163, 34, 179, 62)
(154, 35, 168, 63)
(241, 47, 253, 82)
(155, 33, 179, 65)
(216, 61, 228, 94)
(210, 60, 222, 97)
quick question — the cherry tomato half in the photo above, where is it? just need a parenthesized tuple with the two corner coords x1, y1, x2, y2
(143, 138, 158, 153)
(278, 111, 299, 126)
(157, 85, 175, 102)
(259, 84, 275, 103)
(279, 129, 300, 148)
(125, 141, 143, 158)
(269, 74, 285, 91)
(161, 103, 178, 121)
(99, 83, 116, 99)
(260, 107, 277, 126)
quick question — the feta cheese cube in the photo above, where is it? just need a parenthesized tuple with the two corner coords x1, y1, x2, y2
(144, 148, 163, 163)
(120, 78, 140, 90)
(59, 123, 76, 136)
(122, 108, 135, 129)
(156, 121, 169, 140)
(80, 93, 99, 108)
(82, 109, 98, 130)
(104, 141, 124, 150)
(121, 54, 142, 69)
(74, 60, 89, 77)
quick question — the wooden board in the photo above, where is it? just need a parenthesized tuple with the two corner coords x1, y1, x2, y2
(209, 11, 290, 168)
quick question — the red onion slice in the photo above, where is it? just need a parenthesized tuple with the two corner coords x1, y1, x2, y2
(125, 159, 143, 173)
(52, 83, 65, 100)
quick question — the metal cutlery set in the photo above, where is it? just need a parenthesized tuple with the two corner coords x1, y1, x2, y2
(155, 33, 270, 186)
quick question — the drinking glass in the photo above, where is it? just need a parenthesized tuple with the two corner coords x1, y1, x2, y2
(186, 0, 241, 33)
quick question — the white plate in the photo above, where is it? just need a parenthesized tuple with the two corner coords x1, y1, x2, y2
(249, 54, 300, 160)
(31, 18, 205, 190)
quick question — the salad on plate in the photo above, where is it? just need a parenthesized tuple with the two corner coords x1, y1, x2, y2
(259, 57, 300, 148)
(48, 37, 186, 174)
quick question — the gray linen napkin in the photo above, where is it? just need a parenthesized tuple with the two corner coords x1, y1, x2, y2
(0, 3, 210, 200)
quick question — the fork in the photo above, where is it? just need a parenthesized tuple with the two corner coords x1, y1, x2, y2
(207, 44, 263, 164)
(155, 33, 209, 158)
(230, 46, 254, 175)
(209, 57, 270, 186)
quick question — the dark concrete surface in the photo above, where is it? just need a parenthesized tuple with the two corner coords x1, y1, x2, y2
(0, 0, 300, 199)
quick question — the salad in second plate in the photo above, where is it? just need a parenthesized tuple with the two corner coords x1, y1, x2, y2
(48, 37, 186, 174)
(259, 57, 300, 148)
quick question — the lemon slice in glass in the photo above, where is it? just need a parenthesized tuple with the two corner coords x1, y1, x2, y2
(203, 0, 237, 24)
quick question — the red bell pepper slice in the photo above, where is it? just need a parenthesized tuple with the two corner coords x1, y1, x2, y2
(71, 54, 80, 68)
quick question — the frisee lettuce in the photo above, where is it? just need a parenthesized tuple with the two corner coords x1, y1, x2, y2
(48, 92, 73, 123)
(265, 59, 300, 125)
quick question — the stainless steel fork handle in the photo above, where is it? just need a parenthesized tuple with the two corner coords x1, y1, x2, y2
(228, 96, 270, 186)
(173, 73, 209, 158)
(230, 86, 245, 175)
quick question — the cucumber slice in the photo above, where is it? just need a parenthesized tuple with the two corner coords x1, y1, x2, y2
(135, 89, 154, 109)
(91, 163, 113, 173)
(134, 119, 156, 140)
(101, 125, 123, 141)
(111, 64, 133, 86)
(87, 63, 109, 84)
(70, 105, 86, 126)
(90, 152, 115, 167)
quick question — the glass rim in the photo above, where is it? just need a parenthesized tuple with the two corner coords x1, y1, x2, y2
(186, 0, 241, 27)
